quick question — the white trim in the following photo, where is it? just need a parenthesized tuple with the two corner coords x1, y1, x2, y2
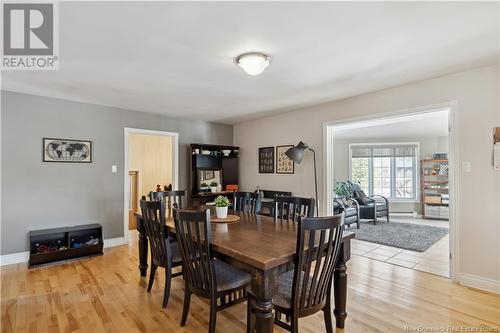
(323, 101, 459, 283)
(123, 128, 179, 245)
(447, 102, 460, 282)
(0, 237, 128, 266)
(103, 237, 128, 248)
(458, 273, 500, 295)
(322, 123, 333, 216)
(0, 251, 29, 266)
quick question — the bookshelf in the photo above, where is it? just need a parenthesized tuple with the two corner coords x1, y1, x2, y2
(420, 159, 449, 220)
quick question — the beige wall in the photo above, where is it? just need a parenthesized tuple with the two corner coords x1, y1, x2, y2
(333, 135, 449, 214)
(234, 65, 500, 292)
(129, 133, 173, 199)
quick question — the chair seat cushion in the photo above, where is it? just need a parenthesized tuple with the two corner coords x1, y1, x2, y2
(275, 270, 314, 309)
(275, 270, 295, 309)
(344, 207, 358, 218)
(214, 260, 251, 292)
(168, 241, 183, 264)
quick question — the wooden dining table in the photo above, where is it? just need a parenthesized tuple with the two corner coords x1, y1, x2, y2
(135, 209, 355, 333)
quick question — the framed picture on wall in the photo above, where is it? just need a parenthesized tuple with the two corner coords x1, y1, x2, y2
(258, 147, 274, 173)
(43, 138, 92, 163)
(276, 145, 294, 174)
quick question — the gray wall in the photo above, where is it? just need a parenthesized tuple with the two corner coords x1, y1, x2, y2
(234, 65, 500, 285)
(1, 91, 233, 255)
(332, 136, 449, 214)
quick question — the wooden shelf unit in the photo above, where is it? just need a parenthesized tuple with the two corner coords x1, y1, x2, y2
(420, 159, 449, 220)
(29, 224, 103, 267)
(188, 143, 240, 206)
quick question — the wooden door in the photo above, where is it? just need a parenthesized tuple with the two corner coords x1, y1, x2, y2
(129, 171, 139, 229)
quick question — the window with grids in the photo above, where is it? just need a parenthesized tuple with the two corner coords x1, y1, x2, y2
(350, 144, 418, 200)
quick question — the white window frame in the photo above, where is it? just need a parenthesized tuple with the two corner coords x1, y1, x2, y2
(348, 142, 420, 203)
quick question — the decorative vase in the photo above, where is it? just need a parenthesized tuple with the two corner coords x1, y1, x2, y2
(216, 206, 228, 219)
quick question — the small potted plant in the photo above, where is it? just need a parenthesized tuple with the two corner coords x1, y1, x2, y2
(200, 182, 209, 192)
(214, 195, 230, 219)
(210, 181, 218, 193)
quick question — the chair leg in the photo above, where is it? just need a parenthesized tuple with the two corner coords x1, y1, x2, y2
(209, 298, 217, 333)
(247, 295, 255, 333)
(290, 313, 299, 333)
(147, 263, 157, 292)
(162, 267, 172, 308)
(180, 287, 191, 326)
(322, 293, 334, 333)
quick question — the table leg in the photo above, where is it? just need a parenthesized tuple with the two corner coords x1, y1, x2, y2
(334, 240, 350, 328)
(252, 268, 279, 333)
(136, 216, 148, 277)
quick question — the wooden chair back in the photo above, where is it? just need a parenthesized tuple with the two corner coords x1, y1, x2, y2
(233, 191, 262, 214)
(149, 190, 186, 218)
(173, 208, 215, 298)
(293, 214, 344, 316)
(275, 196, 315, 222)
(139, 200, 171, 268)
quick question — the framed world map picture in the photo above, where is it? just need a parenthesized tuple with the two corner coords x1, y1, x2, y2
(43, 138, 92, 163)
(276, 145, 294, 174)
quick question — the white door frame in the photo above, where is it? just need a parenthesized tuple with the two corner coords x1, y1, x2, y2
(322, 101, 459, 281)
(123, 128, 179, 244)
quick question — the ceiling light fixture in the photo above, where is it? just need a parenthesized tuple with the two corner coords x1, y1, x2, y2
(235, 52, 270, 76)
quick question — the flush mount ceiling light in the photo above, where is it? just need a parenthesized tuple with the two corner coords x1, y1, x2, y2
(235, 52, 270, 76)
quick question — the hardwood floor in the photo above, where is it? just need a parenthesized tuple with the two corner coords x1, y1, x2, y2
(1, 234, 499, 333)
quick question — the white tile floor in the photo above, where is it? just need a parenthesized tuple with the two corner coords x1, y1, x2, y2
(349, 216, 450, 278)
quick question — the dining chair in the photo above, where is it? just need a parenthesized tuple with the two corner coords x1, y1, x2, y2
(274, 213, 345, 333)
(275, 196, 315, 222)
(233, 191, 262, 214)
(140, 199, 183, 308)
(173, 208, 253, 333)
(149, 190, 186, 218)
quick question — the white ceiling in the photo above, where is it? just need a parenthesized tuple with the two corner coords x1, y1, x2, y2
(331, 110, 449, 139)
(2, 2, 499, 124)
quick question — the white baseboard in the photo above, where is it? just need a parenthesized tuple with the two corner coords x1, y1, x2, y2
(0, 251, 29, 266)
(0, 237, 129, 266)
(103, 237, 128, 248)
(458, 273, 500, 294)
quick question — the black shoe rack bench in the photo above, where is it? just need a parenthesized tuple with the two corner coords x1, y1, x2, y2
(29, 223, 103, 267)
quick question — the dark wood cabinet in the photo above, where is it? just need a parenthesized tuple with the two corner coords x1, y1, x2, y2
(188, 143, 239, 206)
(29, 224, 103, 267)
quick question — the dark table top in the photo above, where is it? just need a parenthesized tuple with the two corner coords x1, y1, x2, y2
(137, 209, 354, 271)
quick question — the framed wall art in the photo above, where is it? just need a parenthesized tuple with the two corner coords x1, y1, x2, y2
(258, 146, 274, 173)
(43, 138, 92, 163)
(276, 145, 294, 174)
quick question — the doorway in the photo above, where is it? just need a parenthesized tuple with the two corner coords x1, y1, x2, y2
(324, 105, 458, 279)
(123, 128, 179, 243)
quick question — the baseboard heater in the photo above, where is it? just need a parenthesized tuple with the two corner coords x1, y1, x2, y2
(390, 211, 419, 217)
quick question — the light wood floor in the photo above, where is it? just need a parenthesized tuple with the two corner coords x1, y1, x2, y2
(1, 235, 499, 333)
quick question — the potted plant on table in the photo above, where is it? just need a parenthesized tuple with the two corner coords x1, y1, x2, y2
(210, 181, 218, 193)
(214, 195, 230, 219)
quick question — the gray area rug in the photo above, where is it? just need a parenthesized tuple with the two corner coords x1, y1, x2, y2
(350, 220, 448, 252)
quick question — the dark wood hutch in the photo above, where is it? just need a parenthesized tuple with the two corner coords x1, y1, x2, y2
(188, 143, 240, 206)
